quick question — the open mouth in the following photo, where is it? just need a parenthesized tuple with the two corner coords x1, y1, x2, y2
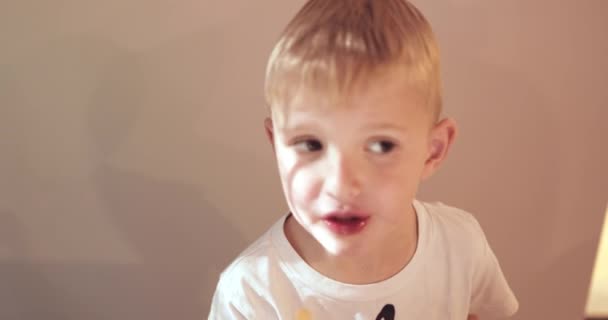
(326, 215, 366, 224)
(322, 214, 370, 235)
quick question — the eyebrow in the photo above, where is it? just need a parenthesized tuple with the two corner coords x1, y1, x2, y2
(278, 122, 316, 133)
(278, 117, 409, 135)
(363, 122, 408, 133)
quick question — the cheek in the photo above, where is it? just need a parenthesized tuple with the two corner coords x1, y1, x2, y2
(276, 152, 321, 210)
(370, 161, 421, 197)
(289, 167, 321, 207)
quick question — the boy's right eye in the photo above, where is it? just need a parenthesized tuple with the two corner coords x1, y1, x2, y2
(293, 139, 323, 152)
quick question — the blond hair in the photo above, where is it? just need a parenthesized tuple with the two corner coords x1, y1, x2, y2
(264, 0, 443, 121)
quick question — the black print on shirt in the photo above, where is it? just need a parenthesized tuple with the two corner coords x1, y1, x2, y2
(375, 304, 395, 320)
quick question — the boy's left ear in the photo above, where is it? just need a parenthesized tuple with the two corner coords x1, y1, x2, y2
(421, 117, 457, 181)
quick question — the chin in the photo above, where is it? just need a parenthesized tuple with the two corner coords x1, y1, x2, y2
(317, 234, 367, 257)
(326, 245, 362, 257)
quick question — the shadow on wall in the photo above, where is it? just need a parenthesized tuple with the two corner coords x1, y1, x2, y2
(92, 165, 244, 320)
(85, 28, 253, 319)
(0, 184, 244, 320)
(0, 212, 67, 320)
(0, 31, 247, 319)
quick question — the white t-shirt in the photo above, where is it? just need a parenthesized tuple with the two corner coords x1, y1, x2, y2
(208, 200, 518, 319)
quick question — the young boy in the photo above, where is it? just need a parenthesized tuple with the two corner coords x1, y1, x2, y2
(209, 0, 518, 319)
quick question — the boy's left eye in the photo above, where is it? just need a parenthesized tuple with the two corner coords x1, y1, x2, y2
(368, 140, 396, 154)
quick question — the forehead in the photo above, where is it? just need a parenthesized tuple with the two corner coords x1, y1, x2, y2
(273, 69, 430, 129)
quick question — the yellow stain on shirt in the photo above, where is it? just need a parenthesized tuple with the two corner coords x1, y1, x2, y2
(295, 308, 311, 320)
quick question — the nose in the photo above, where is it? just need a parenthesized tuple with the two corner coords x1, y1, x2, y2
(323, 152, 362, 203)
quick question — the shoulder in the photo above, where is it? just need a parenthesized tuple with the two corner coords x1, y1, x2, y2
(213, 214, 297, 295)
(418, 200, 487, 246)
(209, 217, 287, 318)
(417, 201, 519, 317)
(217, 222, 279, 292)
(416, 199, 491, 273)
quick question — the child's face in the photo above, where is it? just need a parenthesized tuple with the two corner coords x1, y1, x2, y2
(266, 70, 451, 257)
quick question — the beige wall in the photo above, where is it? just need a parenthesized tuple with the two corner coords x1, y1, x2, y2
(1, 0, 606, 319)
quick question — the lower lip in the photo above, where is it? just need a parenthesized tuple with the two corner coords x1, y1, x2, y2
(323, 217, 369, 235)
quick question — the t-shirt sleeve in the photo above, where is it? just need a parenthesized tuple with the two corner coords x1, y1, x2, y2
(207, 274, 248, 320)
(469, 219, 519, 319)
(207, 267, 278, 320)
